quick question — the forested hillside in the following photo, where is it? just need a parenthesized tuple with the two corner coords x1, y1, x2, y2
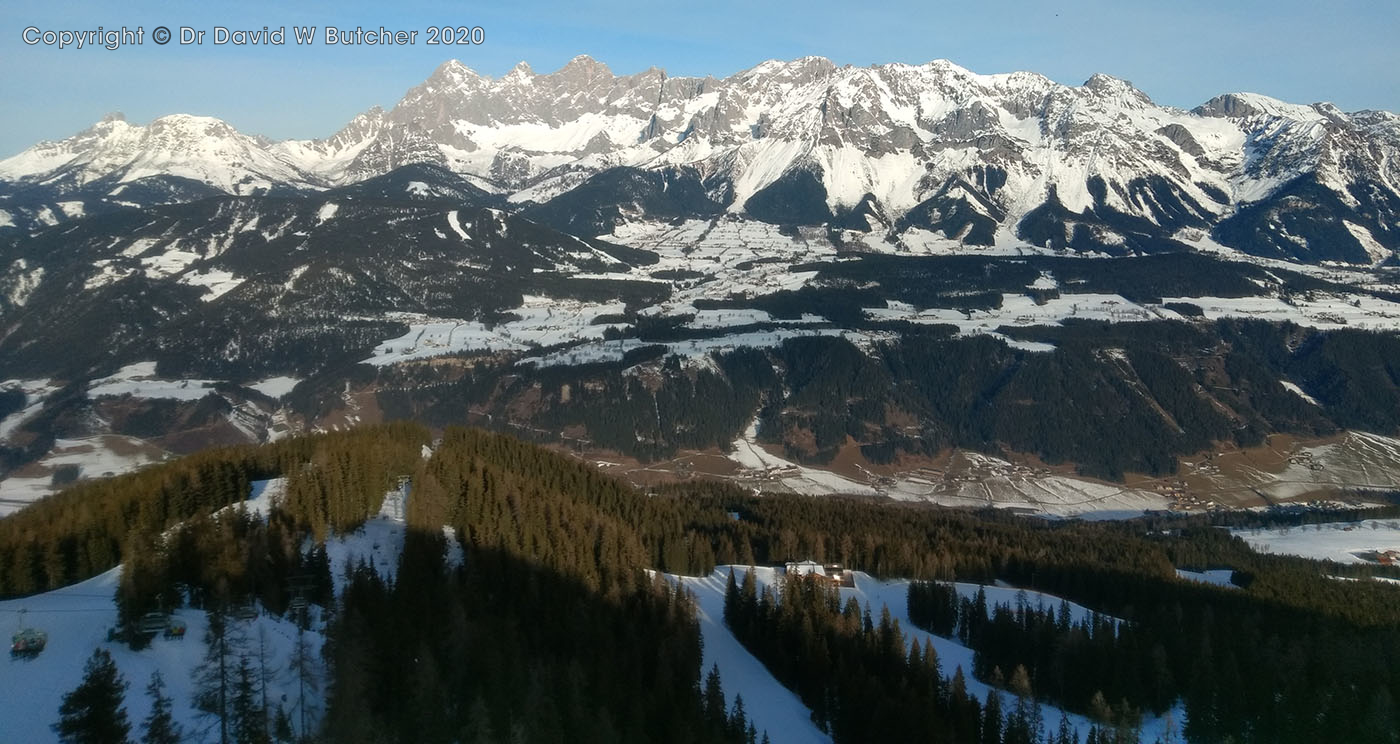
(2, 425, 1399, 742)
(372, 316, 1400, 480)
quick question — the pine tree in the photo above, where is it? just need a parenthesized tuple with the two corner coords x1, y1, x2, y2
(727, 694, 749, 741)
(195, 606, 245, 743)
(54, 648, 131, 744)
(1055, 714, 1078, 744)
(723, 570, 740, 629)
(284, 626, 320, 741)
(232, 655, 270, 744)
(703, 664, 727, 732)
(980, 689, 1003, 744)
(271, 707, 294, 744)
(140, 671, 182, 744)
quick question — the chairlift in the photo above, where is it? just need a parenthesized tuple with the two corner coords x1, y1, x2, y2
(137, 611, 168, 635)
(233, 601, 259, 621)
(11, 609, 47, 657)
(286, 573, 317, 594)
(163, 617, 187, 640)
(288, 596, 309, 613)
(11, 627, 47, 657)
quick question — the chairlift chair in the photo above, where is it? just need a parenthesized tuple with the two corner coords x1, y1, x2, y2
(163, 617, 187, 639)
(233, 601, 259, 621)
(11, 627, 47, 656)
(137, 611, 168, 635)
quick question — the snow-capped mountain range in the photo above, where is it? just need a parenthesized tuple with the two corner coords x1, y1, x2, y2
(2, 55, 1398, 264)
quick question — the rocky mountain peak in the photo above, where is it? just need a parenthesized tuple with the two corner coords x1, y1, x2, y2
(555, 54, 613, 83)
(2, 54, 1396, 267)
(429, 59, 482, 84)
(1082, 73, 1152, 107)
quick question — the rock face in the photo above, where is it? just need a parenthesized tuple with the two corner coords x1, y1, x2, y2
(2, 55, 1398, 262)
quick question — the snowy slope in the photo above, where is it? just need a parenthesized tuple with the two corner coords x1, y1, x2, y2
(669, 566, 1183, 744)
(0, 482, 325, 744)
(0, 479, 452, 744)
(666, 569, 831, 744)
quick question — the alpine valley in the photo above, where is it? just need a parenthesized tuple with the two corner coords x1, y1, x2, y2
(5, 54, 1400, 515)
(8, 54, 1400, 744)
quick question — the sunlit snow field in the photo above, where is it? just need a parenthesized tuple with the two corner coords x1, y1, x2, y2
(1234, 519, 1400, 564)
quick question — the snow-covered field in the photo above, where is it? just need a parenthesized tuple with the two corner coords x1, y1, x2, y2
(667, 566, 1178, 744)
(686, 309, 823, 330)
(1234, 518, 1400, 564)
(1162, 292, 1400, 333)
(860, 286, 1400, 352)
(88, 362, 220, 402)
(599, 218, 1400, 354)
(363, 296, 629, 366)
(0, 436, 170, 516)
(883, 451, 1171, 519)
(524, 328, 890, 369)
(246, 375, 301, 399)
(610, 219, 831, 308)
(865, 293, 1174, 351)
(349, 216, 1400, 384)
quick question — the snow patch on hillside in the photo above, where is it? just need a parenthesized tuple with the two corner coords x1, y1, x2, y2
(446, 209, 470, 240)
(1279, 381, 1320, 406)
(247, 376, 301, 398)
(1175, 569, 1238, 588)
(0, 378, 59, 441)
(728, 419, 878, 496)
(180, 268, 241, 301)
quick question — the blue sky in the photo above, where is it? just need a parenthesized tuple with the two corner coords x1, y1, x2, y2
(2, 0, 1397, 156)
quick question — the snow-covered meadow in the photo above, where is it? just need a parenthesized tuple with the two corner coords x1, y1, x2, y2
(1234, 518, 1400, 564)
